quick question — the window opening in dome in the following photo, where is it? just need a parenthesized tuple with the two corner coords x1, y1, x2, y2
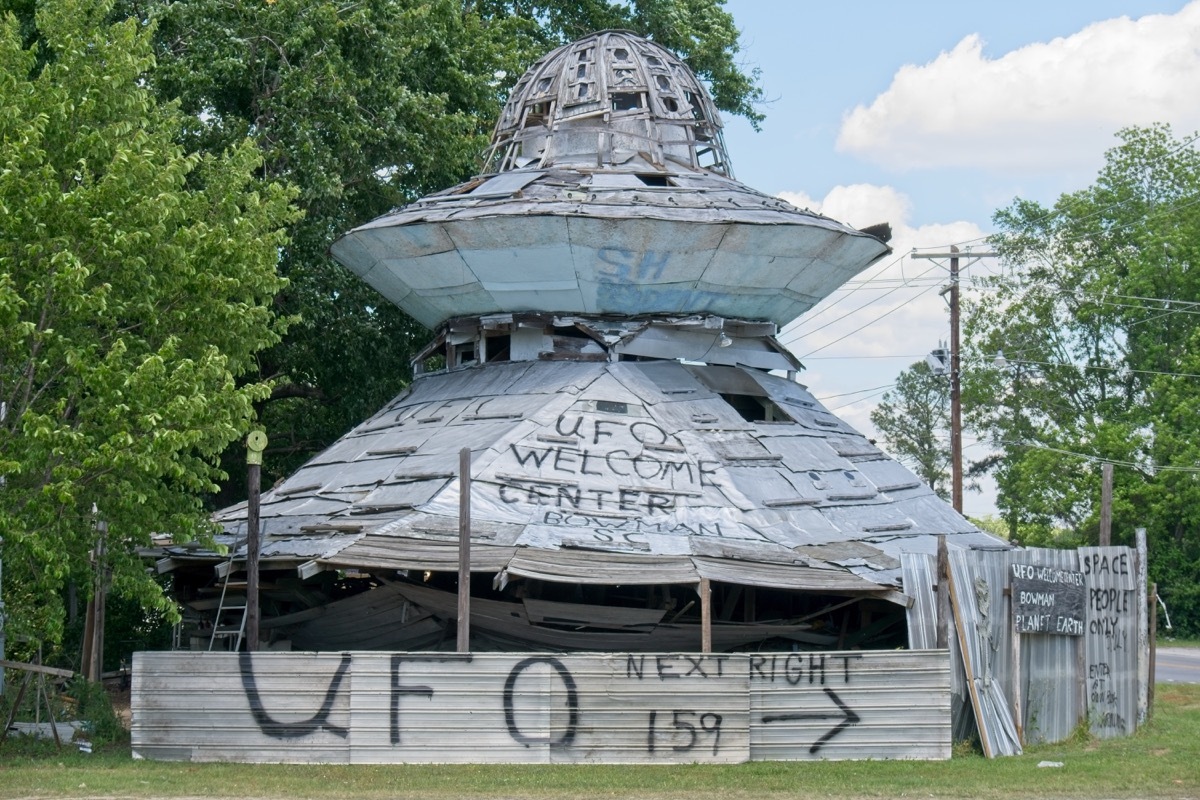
(523, 101, 552, 128)
(636, 174, 671, 187)
(576, 47, 592, 61)
(536, 77, 552, 92)
(662, 97, 679, 112)
(577, 64, 587, 79)
(485, 333, 511, 364)
(453, 341, 477, 368)
(720, 394, 793, 423)
(613, 48, 629, 60)
(655, 75, 671, 90)
(611, 93, 642, 111)
(646, 56, 662, 66)
(577, 84, 589, 99)
(595, 400, 629, 415)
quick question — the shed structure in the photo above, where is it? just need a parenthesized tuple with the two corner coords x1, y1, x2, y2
(149, 30, 1007, 656)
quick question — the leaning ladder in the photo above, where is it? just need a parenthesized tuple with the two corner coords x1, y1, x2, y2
(208, 552, 249, 651)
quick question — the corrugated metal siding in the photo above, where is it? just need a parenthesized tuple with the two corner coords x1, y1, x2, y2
(942, 545, 1145, 755)
(901, 552, 975, 745)
(1015, 548, 1084, 745)
(948, 548, 1022, 757)
(133, 651, 949, 763)
(1079, 546, 1139, 738)
(748, 651, 950, 761)
(132, 652, 353, 764)
(901, 553, 937, 650)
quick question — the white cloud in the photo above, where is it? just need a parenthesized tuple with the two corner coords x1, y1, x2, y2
(776, 184, 1000, 514)
(836, 2, 1200, 172)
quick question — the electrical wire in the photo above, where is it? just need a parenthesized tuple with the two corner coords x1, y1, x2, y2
(815, 382, 896, 401)
(996, 441, 1200, 474)
(783, 259, 944, 346)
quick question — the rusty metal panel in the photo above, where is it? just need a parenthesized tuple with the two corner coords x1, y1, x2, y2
(135, 651, 952, 763)
(1079, 546, 1139, 738)
(748, 650, 950, 760)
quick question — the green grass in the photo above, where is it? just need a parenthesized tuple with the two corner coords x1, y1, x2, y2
(0, 685, 1197, 800)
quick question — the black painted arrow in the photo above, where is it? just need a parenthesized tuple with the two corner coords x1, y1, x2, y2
(761, 687, 861, 753)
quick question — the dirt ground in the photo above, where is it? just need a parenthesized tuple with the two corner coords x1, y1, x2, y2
(105, 680, 132, 730)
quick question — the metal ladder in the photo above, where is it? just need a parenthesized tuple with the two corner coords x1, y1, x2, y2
(208, 556, 249, 651)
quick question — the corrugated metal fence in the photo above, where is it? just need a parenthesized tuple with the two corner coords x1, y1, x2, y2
(132, 650, 950, 763)
(902, 545, 1147, 757)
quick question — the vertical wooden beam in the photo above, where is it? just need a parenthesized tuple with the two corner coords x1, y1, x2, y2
(1010, 600, 1023, 745)
(1135, 526, 1149, 726)
(1148, 582, 1158, 722)
(245, 431, 267, 652)
(1099, 462, 1113, 546)
(936, 535, 951, 649)
(457, 447, 472, 653)
(699, 578, 712, 654)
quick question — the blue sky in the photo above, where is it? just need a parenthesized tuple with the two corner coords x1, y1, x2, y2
(717, 1, 1200, 516)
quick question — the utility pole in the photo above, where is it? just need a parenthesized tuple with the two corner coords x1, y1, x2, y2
(245, 430, 267, 652)
(912, 247, 997, 515)
(1100, 462, 1113, 546)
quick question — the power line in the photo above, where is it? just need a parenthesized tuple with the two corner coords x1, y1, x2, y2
(784, 259, 944, 346)
(794, 276, 947, 359)
(996, 441, 1200, 474)
(815, 382, 896, 401)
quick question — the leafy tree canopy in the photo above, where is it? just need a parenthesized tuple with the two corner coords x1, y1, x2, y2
(0, 0, 296, 650)
(964, 124, 1200, 633)
(870, 359, 951, 499)
(134, 0, 767, 492)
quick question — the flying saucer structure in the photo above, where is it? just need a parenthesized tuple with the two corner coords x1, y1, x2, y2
(152, 31, 1004, 653)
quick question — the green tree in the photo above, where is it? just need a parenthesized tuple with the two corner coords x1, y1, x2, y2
(0, 0, 295, 651)
(870, 360, 951, 499)
(964, 124, 1200, 633)
(137, 0, 766, 490)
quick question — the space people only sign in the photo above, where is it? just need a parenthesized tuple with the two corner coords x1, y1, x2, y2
(1010, 563, 1086, 635)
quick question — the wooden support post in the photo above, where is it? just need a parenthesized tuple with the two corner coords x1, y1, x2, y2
(245, 431, 267, 652)
(457, 447, 472, 653)
(1011, 623, 1023, 745)
(936, 534, 950, 649)
(699, 578, 712, 654)
(1136, 527, 1149, 726)
(1148, 582, 1158, 722)
(1099, 462, 1113, 546)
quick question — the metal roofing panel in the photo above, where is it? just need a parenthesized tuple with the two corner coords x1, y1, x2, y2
(624, 361, 715, 400)
(653, 398, 754, 432)
(618, 328, 794, 371)
(756, 434, 849, 473)
(506, 549, 698, 584)
(323, 536, 515, 572)
(693, 557, 887, 594)
(354, 478, 450, 511)
(469, 170, 543, 196)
